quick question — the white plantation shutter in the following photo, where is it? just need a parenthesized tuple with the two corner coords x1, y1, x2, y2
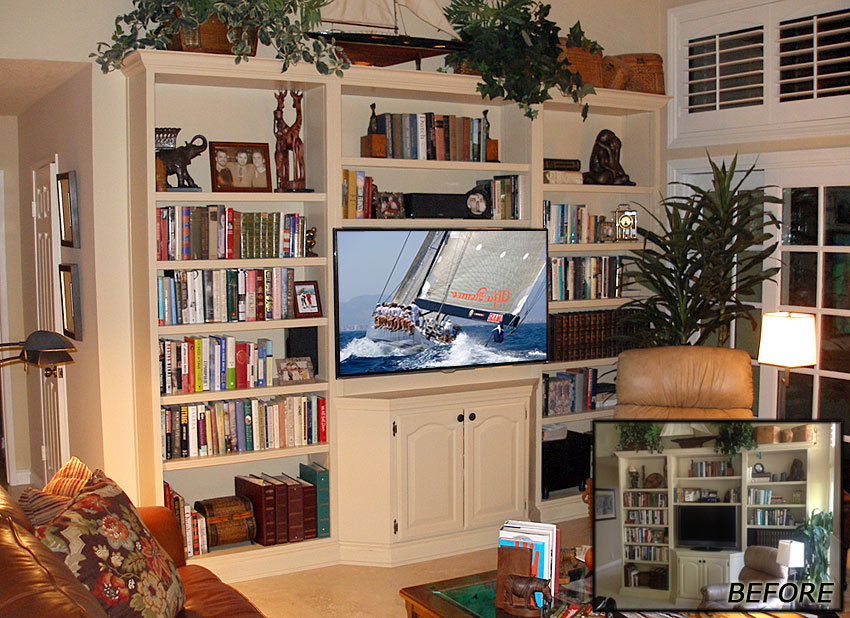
(687, 27, 765, 113)
(669, 0, 850, 147)
(778, 8, 850, 102)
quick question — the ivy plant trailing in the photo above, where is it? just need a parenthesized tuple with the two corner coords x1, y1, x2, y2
(443, 0, 601, 119)
(92, 0, 349, 76)
(619, 154, 781, 348)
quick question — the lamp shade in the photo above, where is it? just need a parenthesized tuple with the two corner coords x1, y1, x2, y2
(757, 312, 816, 368)
(20, 330, 76, 368)
(776, 539, 805, 568)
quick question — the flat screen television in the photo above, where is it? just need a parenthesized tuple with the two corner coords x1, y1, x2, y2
(676, 505, 739, 549)
(333, 228, 548, 378)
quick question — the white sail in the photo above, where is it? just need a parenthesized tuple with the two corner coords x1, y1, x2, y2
(321, 0, 397, 29)
(321, 0, 459, 38)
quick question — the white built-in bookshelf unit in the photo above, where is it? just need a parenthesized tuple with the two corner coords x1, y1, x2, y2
(123, 50, 667, 578)
(615, 439, 814, 599)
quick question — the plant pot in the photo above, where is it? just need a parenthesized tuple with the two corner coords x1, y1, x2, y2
(168, 15, 258, 56)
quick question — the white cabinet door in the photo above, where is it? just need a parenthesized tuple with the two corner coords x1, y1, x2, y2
(395, 408, 464, 541)
(678, 557, 704, 599)
(464, 400, 526, 530)
(703, 557, 729, 588)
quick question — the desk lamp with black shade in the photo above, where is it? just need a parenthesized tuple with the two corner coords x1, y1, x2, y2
(0, 330, 76, 376)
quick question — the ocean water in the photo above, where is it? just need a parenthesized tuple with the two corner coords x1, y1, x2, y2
(338, 323, 547, 376)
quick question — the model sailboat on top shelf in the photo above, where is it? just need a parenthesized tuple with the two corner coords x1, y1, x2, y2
(315, 0, 467, 67)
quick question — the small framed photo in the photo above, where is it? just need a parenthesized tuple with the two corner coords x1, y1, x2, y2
(293, 280, 322, 318)
(598, 217, 616, 243)
(209, 142, 272, 192)
(57, 171, 80, 248)
(595, 488, 616, 520)
(375, 192, 405, 219)
(59, 264, 82, 340)
(275, 357, 315, 383)
(683, 488, 700, 502)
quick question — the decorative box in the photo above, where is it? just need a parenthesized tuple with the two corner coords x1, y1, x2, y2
(792, 424, 814, 442)
(780, 429, 794, 443)
(754, 425, 779, 444)
(194, 495, 256, 547)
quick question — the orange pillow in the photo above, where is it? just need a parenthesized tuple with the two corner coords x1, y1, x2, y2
(43, 456, 93, 497)
(18, 487, 72, 526)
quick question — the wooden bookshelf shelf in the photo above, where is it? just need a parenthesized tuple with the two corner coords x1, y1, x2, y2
(542, 184, 654, 194)
(746, 525, 798, 529)
(541, 407, 615, 424)
(156, 257, 327, 270)
(158, 317, 327, 335)
(674, 476, 742, 481)
(163, 443, 330, 471)
(625, 542, 669, 546)
(340, 218, 529, 229)
(747, 480, 808, 486)
(154, 191, 327, 203)
(625, 488, 668, 492)
(624, 524, 667, 528)
(341, 156, 530, 173)
(627, 559, 669, 565)
(545, 357, 617, 371)
(549, 242, 641, 254)
(160, 381, 329, 405)
(746, 503, 805, 508)
(549, 298, 630, 311)
(673, 502, 741, 506)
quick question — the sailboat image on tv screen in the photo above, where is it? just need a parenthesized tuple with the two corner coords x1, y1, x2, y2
(365, 230, 546, 353)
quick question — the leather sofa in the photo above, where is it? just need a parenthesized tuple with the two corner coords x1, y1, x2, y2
(699, 545, 789, 610)
(0, 484, 264, 617)
(614, 346, 755, 419)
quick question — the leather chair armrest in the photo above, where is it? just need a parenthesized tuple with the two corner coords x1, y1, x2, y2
(701, 583, 731, 602)
(137, 506, 186, 568)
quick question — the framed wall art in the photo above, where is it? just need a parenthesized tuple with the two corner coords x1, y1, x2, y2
(59, 263, 82, 340)
(209, 142, 272, 192)
(595, 488, 616, 520)
(57, 171, 80, 247)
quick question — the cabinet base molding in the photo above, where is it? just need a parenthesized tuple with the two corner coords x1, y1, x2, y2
(537, 494, 587, 523)
(188, 538, 339, 583)
(338, 527, 496, 567)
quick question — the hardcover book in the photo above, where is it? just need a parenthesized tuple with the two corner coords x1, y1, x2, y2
(235, 475, 276, 545)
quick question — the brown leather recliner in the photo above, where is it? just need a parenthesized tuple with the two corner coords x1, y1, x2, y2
(699, 545, 788, 610)
(613, 346, 754, 419)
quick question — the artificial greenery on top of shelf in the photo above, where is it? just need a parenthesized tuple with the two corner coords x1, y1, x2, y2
(616, 422, 663, 453)
(92, 0, 349, 76)
(443, 0, 600, 119)
(618, 154, 781, 348)
(712, 422, 757, 455)
(795, 509, 834, 589)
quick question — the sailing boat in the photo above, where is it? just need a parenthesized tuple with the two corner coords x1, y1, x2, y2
(365, 230, 547, 352)
(317, 0, 467, 67)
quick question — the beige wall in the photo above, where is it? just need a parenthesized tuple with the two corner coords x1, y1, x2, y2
(0, 116, 29, 483)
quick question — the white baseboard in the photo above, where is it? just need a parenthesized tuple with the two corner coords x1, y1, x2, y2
(8, 468, 32, 487)
(339, 527, 495, 567)
(538, 495, 586, 523)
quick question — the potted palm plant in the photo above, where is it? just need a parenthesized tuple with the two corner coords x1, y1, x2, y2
(619, 154, 782, 348)
(795, 509, 834, 595)
(443, 0, 600, 119)
(92, 0, 349, 76)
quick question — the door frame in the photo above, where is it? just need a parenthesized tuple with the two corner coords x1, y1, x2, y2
(0, 169, 19, 485)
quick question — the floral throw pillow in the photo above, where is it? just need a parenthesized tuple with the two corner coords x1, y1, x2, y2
(34, 474, 185, 618)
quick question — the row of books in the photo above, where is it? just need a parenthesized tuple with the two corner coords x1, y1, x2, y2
(747, 488, 782, 505)
(156, 205, 309, 261)
(234, 463, 330, 546)
(163, 483, 209, 558)
(624, 565, 669, 590)
(687, 459, 734, 478)
(372, 112, 492, 162)
(625, 508, 668, 525)
(624, 492, 668, 507)
(159, 336, 275, 395)
(542, 368, 599, 416)
(750, 528, 794, 548)
(497, 520, 560, 603)
(548, 256, 622, 301)
(547, 309, 637, 362)
(544, 202, 609, 245)
(625, 528, 667, 544)
(725, 488, 741, 503)
(625, 545, 669, 562)
(160, 394, 327, 460)
(156, 267, 296, 326)
(750, 508, 796, 527)
(341, 169, 376, 219)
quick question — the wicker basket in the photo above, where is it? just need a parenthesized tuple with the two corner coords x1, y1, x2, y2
(780, 429, 794, 443)
(754, 425, 779, 444)
(601, 55, 631, 90)
(613, 53, 665, 95)
(169, 15, 258, 56)
(559, 44, 604, 88)
(792, 424, 814, 442)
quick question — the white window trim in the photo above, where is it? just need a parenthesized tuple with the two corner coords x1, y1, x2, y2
(668, 0, 850, 148)
(668, 146, 850, 419)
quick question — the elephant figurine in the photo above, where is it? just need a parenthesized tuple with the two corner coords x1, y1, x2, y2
(156, 134, 207, 190)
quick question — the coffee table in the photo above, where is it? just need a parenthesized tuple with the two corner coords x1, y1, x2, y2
(399, 570, 593, 618)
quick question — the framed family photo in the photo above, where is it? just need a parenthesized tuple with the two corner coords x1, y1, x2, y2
(294, 280, 322, 318)
(209, 141, 272, 192)
(57, 171, 80, 248)
(595, 488, 616, 520)
(275, 357, 315, 383)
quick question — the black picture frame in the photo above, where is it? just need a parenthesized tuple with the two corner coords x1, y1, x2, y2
(57, 171, 80, 248)
(59, 263, 82, 340)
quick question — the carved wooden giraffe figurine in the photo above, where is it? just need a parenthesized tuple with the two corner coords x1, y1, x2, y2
(289, 91, 306, 190)
(273, 90, 291, 192)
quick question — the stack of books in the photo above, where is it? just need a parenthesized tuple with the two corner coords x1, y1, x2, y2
(160, 394, 327, 460)
(233, 463, 330, 546)
(156, 205, 308, 260)
(547, 309, 638, 362)
(498, 520, 559, 604)
(542, 159, 582, 185)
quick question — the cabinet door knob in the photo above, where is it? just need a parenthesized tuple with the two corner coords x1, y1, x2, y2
(468, 412, 477, 421)
(457, 414, 464, 423)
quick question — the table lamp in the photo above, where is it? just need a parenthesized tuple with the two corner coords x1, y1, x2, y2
(757, 312, 816, 419)
(0, 330, 76, 375)
(776, 539, 805, 581)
